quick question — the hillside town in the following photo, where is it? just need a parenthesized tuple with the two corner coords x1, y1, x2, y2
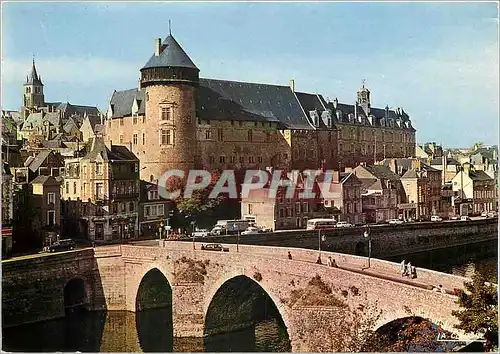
(1, 34, 498, 256)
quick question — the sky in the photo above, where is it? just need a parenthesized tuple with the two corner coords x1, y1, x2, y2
(1, 1, 498, 148)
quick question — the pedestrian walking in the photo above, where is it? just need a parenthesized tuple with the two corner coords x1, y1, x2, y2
(331, 258, 338, 268)
(400, 260, 406, 276)
(405, 262, 412, 277)
(327, 256, 332, 267)
(411, 265, 417, 279)
(288, 251, 292, 260)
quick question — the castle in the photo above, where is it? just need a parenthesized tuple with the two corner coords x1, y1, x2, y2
(104, 33, 416, 183)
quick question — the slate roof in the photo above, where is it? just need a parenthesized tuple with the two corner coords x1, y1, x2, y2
(362, 165, 401, 181)
(56, 102, 100, 117)
(359, 177, 378, 190)
(401, 168, 419, 179)
(430, 157, 460, 166)
(109, 89, 145, 119)
(21, 112, 61, 131)
(198, 79, 311, 129)
(141, 35, 198, 71)
(295, 92, 332, 129)
(25, 60, 43, 86)
(25, 150, 51, 172)
(30, 175, 60, 185)
(83, 137, 138, 162)
(469, 170, 494, 181)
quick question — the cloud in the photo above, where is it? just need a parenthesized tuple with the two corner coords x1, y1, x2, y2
(1, 56, 140, 85)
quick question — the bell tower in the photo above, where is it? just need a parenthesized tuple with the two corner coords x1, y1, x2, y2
(139, 32, 199, 182)
(23, 59, 45, 110)
(356, 80, 370, 115)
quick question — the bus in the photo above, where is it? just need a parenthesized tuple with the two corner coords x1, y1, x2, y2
(306, 218, 337, 230)
(212, 219, 253, 235)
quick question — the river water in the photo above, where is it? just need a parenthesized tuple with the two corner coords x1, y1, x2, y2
(2, 240, 497, 352)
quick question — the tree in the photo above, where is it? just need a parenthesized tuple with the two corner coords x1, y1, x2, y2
(452, 271, 498, 351)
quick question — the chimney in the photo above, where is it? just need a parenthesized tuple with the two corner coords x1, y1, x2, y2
(155, 38, 162, 56)
(138, 78, 142, 90)
(290, 79, 295, 92)
(333, 98, 338, 109)
(354, 103, 357, 118)
(332, 170, 340, 183)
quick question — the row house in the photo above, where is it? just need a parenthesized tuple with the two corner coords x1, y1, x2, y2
(379, 158, 442, 220)
(321, 171, 364, 225)
(241, 171, 329, 230)
(29, 175, 62, 248)
(61, 137, 140, 243)
(139, 181, 172, 238)
(451, 164, 496, 215)
(428, 157, 461, 184)
(350, 164, 403, 223)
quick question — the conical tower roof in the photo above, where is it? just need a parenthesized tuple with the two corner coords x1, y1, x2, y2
(25, 59, 43, 86)
(141, 35, 198, 71)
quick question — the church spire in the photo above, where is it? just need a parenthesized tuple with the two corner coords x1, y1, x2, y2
(26, 58, 43, 86)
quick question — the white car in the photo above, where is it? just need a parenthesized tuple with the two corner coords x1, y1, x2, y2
(388, 219, 404, 225)
(192, 229, 210, 237)
(430, 215, 443, 222)
(481, 211, 488, 217)
(336, 221, 353, 228)
(460, 215, 471, 221)
(241, 227, 261, 235)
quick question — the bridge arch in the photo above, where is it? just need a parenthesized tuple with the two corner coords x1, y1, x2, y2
(134, 267, 174, 352)
(203, 272, 292, 352)
(63, 277, 89, 313)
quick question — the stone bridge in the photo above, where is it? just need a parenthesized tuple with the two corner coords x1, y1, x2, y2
(2, 242, 473, 352)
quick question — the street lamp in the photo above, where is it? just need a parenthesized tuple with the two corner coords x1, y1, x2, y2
(191, 221, 196, 250)
(363, 226, 371, 269)
(234, 223, 240, 253)
(158, 221, 164, 240)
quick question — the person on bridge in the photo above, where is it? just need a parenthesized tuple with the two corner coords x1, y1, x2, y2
(316, 256, 322, 264)
(405, 262, 412, 277)
(288, 251, 292, 260)
(400, 260, 406, 276)
(327, 256, 332, 266)
(411, 265, 417, 279)
(331, 258, 338, 268)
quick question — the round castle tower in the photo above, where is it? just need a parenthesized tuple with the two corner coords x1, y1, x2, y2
(140, 34, 199, 182)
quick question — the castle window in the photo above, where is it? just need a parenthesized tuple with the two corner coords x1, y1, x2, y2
(142, 133, 145, 145)
(120, 118, 124, 126)
(248, 204, 253, 215)
(230, 156, 236, 163)
(283, 153, 288, 160)
(150, 175, 154, 182)
(133, 134, 138, 145)
(249, 156, 255, 163)
(96, 163, 103, 175)
(219, 156, 226, 163)
(258, 156, 263, 163)
(239, 156, 244, 163)
(209, 156, 215, 164)
(205, 130, 212, 139)
(160, 129, 172, 145)
(247, 130, 253, 142)
(133, 115, 137, 125)
(161, 106, 172, 121)
(119, 135, 124, 144)
(217, 128, 223, 141)
(65, 182, 69, 194)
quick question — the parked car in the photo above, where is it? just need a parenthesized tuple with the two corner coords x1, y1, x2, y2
(388, 219, 404, 225)
(201, 243, 229, 252)
(450, 216, 460, 220)
(260, 227, 272, 233)
(460, 215, 471, 221)
(192, 229, 210, 237)
(481, 211, 489, 217)
(430, 215, 443, 222)
(336, 221, 353, 228)
(48, 239, 76, 252)
(241, 227, 261, 235)
(487, 211, 497, 218)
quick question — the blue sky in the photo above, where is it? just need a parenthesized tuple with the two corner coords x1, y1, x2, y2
(1, 2, 498, 147)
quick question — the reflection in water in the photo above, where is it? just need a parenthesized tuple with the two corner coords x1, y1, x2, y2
(3, 241, 497, 352)
(2, 311, 289, 352)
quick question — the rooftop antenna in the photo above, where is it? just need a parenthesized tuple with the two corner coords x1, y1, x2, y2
(169, 20, 171, 35)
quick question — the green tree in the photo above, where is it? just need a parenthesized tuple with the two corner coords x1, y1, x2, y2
(452, 271, 498, 351)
